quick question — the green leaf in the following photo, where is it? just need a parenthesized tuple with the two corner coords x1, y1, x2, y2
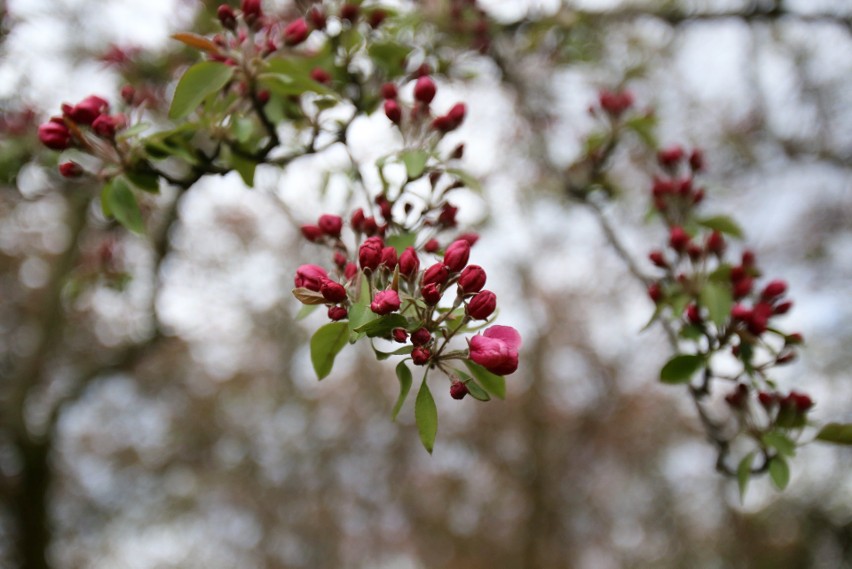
(230, 151, 257, 187)
(295, 303, 320, 321)
(769, 456, 790, 491)
(659, 354, 705, 385)
(368, 41, 412, 76)
(392, 361, 413, 421)
(737, 452, 755, 503)
(445, 168, 483, 193)
(373, 345, 413, 361)
(103, 177, 145, 234)
(169, 61, 235, 120)
(125, 169, 160, 193)
(116, 122, 151, 140)
(700, 281, 733, 328)
(625, 114, 658, 147)
(763, 432, 797, 457)
(354, 313, 408, 337)
(384, 232, 417, 254)
(415, 378, 438, 453)
(815, 422, 852, 445)
(310, 321, 349, 380)
(697, 215, 744, 239)
(401, 150, 429, 179)
(455, 369, 490, 402)
(680, 324, 704, 340)
(464, 360, 506, 400)
(232, 117, 255, 144)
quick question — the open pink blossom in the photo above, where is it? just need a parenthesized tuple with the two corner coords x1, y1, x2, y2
(294, 264, 328, 292)
(469, 325, 522, 376)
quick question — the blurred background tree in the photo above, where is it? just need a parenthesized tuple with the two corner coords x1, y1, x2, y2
(0, 1, 850, 568)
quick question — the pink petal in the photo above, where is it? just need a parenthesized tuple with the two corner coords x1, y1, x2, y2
(483, 325, 522, 351)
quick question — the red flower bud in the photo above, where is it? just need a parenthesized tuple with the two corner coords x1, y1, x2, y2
(733, 277, 753, 299)
(381, 246, 398, 268)
(424, 239, 440, 253)
(350, 208, 365, 232)
(284, 18, 309, 46)
(370, 289, 401, 315)
(257, 90, 270, 104)
(411, 328, 431, 346)
(647, 283, 663, 303)
(362, 217, 379, 236)
(432, 115, 456, 133)
(652, 177, 674, 197)
(328, 306, 348, 321)
(120, 85, 136, 106)
(598, 89, 633, 116)
(422, 263, 450, 287)
(294, 264, 328, 292)
(730, 304, 752, 321)
(741, 249, 756, 267)
(458, 265, 486, 293)
(648, 250, 667, 268)
(300, 225, 323, 242)
(414, 76, 437, 104)
(450, 381, 469, 400)
(241, 0, 262, 20)
(685, 303, 701, 324)
(686, 243, 703, 261)
(443, 239, 470, 272)
(399, 247, 420, 277)
(392, 328, 408, 343)
(368, 9, 387, 28)
(333, 252, 347, 268)
(786, 332, 804, 345)
(38, 120, 71, 150)
(384, 99, 402, 124)
(438, 203, 458, 227)
(344, 262, 358, 281)
(758, 391, 777, 410)
(774, 300, 793, 315)
(59, 161, 83, 178)
(359, 236, 384, 271)
(689, 149, 704, 171)
(467, 290, 496, 320)
(761, 279, 787, 300)
(310, 68, 332, 85)
(668, 225, 690, 252)
(92, 114, 119, 138)
(730, 266, 746, 282)
(776, 350, 796, 365)
(411, 346, 431, 366)
(706, 230, 725, 255)
(380, 82, 398, 100)
(67, 95, 109, 125)
(217, 4, 237, 29)
(657, 145, 684, 168)
(724, 384, 749, 409)
(340, 3, 360, 22)
(422, 283, 441, 305)
(321, 281, 347, 303)
(447, 102, 466, 126)
(786, 391, 813, 413)
(318, 214, 342, 237)
(308, 7, 326, 29)
(456, 232, 479, 246)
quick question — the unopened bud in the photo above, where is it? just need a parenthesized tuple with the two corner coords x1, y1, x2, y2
(467, 290, 496, 320)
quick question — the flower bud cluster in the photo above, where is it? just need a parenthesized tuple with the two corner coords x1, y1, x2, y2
(382, 74, 467, 137)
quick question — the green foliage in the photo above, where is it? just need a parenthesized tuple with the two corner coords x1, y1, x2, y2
(415, 378, 438, 453)
(696, 215, 744, 239)
(815, 423, 852, 445)
(310, 322, 350, 380)
(169, 61, 235, 120)
(101, 177, 145, 234)
(392, 361, 413, 420)
(464, 360, 506, 400)
(769, 456, 790, 491)
(699, 281, 733, 328)
(659, 354, 705, 384)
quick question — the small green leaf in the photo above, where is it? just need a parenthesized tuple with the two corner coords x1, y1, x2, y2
(295, 304, 320, 321)
(697, 215, 744, 239)
(455, 370, 490, 402)
(464, 360, 506, 400)
(103, 177, 145, 234)
(700, 281, 733, 328)
(445, 168, 483, 193)
(625, 114, 658, 147)
(680, 324, 704, 340)
(762, 432, 797, 457)
(374, 345, 413, 361)
(310, 321, 349, 380)
(229, 151, 257, 187)
(125, 170, 160, 193)
(659, 354, 705, 384)
(392, 361, 413, 420)
(169, 61, 235, 120)
(232, 117, 255, 144)
(401, 150, 429, 179)
(415, 378, 438, 453)
(354, 313, 408, 336)
(384, 232, 417, 254)
(737, 452, 755, 503)
(769, 456, 790, 491)
(815, 422, 852, 445)
(368, 41, 412, 76)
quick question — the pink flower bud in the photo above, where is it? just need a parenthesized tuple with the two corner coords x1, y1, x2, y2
(350, 208, 365, 232)
(647, 283, 663, 303)
(217, 4, 237, 29)
(450, 381, 469, 400)
(59, 161, 83, 178)
(283, 18, 309, 46)
(458, 265, 486, 293)
(301, 225, 323, 242)
(381, 82, 398, 100)
(706, 231, 725, 255)
(422, 283, 441, 305)
(399, 247, 420, 277)
(294, 264, 328, 291)
(359, 238, 383, 271)
(92, 114, 119, 138)
(310, 68, 332, 85)
(443, 239, 470, 272)
(38, 120, 71, 150)
(730, 304, 752, 321)
(457, 232, 478, 246)
(774, 300, 793, 315)
(308, 7, 326, 29)
(411, 346, 431, 366)
(432, 115, 456, 133)
(422, 263, 450, 287)
(733, 277, 753, 299)
(598, 89, 633, 116)
(758, 391, 777, 410)
(411, 328, 431, 346)
(467, 290, 496, 320)
(241, 0, 262, 20)
(318, 214, 342, 237)
(68, 95, 109, 125)
(321, 281, 347, 303)
(447, 102, 466, 127)
(414, 76, 436, 104)
(328, 306, 348, 321)
(392, 328, 408, 343)
(384, 99, 402, 124)
(344, 262, 358, 281)
(761, 279, 787, 300)
(648, 250, 667, 268)
(333, 252, 347, 268)
(424, 239, 439, 253)
(381, 246, 398, 268)
(469, 325, 521, 375)
(362, 217, 379, 236)
(370, 289, 400, 315)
